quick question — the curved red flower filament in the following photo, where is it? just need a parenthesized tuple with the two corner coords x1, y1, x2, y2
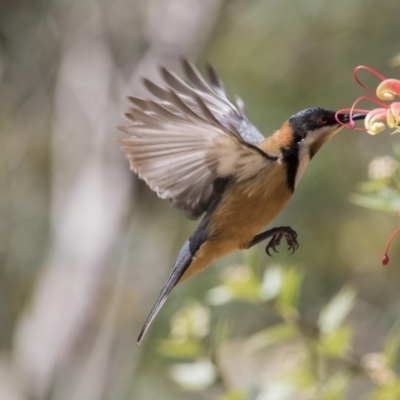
(350, 95, 391, 112)
(354, 66, 387, 95)
(336, 95, 391, 132)
(382, 226, 400, 266)
(337, 67, 400, 135)
(348, 68, 400, 265)
(335, 108, 370, 130)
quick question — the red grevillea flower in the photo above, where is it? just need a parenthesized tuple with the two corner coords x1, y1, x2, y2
(337, 66, 400, 266)
(335, 66, 400, 135)
(382, 211, 400, 266)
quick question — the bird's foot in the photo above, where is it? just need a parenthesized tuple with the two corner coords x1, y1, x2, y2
(265, 227, 299, 256)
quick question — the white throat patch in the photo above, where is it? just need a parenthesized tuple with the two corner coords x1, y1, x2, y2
(295, 140, 311, 187)
(294, 125, 342, 187)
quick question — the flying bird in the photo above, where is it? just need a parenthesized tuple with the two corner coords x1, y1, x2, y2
(117, 60, 365, 344)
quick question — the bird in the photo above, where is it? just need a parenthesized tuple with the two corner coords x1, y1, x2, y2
(116, 59, 365, 344)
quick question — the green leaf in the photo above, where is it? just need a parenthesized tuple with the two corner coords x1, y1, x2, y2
(285, 367, 316, 389)
(275, 268, 303, 320)
(318, 326, 352, 358)
(350, 188, 400, 212)
(225, 276, 261, 303)
(218, 389, 246, 400)
(246, 323, 298, 352)
(208, 266, 262, 305)
(357, 179, 390, 193)
(169, 301, 210, 340)
(318, 287, 356, 334)
(158, 339, 204, 359)
(318, 372, 351, 400)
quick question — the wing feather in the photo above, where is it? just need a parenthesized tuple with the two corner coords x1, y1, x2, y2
(143, 78, 170, 101)
(118, 60, 273, 219)
(182, 59, 215, 95)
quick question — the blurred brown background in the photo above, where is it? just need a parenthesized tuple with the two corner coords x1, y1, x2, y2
(0, 0, 400, 399)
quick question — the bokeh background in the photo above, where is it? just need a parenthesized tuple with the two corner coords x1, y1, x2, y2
(1, 0, 400, 399)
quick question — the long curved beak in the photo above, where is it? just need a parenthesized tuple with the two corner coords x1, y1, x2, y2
(337, 113, 366, 124)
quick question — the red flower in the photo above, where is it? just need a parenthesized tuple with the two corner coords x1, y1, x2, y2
(336, 66, 400, 135)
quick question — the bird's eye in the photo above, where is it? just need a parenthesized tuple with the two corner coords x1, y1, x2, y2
(318, 116, 328, 125)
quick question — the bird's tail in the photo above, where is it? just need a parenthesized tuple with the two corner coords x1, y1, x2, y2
(136, 240, 193, 345)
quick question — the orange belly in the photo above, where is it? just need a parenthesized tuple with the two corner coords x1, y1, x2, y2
(182, 166, 292, 280)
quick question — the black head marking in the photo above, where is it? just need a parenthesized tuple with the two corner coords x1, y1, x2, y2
(281, 108, 339, 191)
(288, 107, 338, 141)
(282, 108, 365, 192)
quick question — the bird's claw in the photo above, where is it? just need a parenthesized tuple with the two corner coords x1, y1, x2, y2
(265, 227, 299, 256)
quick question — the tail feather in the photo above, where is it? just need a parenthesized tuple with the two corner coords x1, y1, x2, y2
(137, 240, 193, 345)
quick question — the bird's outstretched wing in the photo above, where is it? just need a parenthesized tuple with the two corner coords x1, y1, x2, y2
(118, 60, 274, 219)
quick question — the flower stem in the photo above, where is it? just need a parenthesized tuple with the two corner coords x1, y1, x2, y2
(382, 227, 400, 265)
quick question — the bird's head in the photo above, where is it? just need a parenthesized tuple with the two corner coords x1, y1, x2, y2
(288, 107, 365, 159)
(264, 107, 366, 190)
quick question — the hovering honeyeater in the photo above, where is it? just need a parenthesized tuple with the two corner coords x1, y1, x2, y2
(117, 60, 365, 344)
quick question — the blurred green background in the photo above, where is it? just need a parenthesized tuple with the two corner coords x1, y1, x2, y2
(1, 0, 400, 399)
